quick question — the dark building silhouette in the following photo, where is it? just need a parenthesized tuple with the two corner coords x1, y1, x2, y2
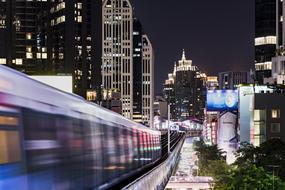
(133, 18, 143, 123)
(218, 71, 251, 89)
(0, 0, 102, 99)
(255, 0, 279, 84)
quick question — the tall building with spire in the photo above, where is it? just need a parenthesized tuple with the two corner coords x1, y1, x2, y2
(163, 50, 206, 121)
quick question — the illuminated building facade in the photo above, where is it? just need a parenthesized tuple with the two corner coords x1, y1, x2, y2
(0, 0, 102, 99)
(102, 0, 133, 119)
(163, 65, 176, 119)
(102, 0, 154, 126)
(163, 50, 206, 121)
(206, 76, 219, 90)
(141, 34, 154, 127)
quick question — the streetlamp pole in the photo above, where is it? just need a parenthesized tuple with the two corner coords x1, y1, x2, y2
(168, 103, 171, 154)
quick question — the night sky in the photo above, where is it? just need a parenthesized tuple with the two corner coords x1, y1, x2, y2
(131, 0, 255, 94)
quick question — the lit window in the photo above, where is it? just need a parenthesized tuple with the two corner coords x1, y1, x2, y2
(36, 53, 41, 59)
(26, 53, 33, 59)
(0, 15, 6, 29)
(0, 58, 6, 65)
(0, 130, 21, 164)
(77, 3, 82, 9)
(26, 33, 32, 40)
(42, 53, 47, 59)
(255, 36, 276, 46)
(272, 109, 280, 118)
(15, 58, 22, 65)
(26, 46, 32, 52)
(77, 16, 82, 22)
(87, 90, 97, 101)
(59, 53, 64, 60)
(271, 123, 280, 133)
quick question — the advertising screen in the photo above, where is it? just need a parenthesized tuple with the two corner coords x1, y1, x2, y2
(207, 90, 238, 111)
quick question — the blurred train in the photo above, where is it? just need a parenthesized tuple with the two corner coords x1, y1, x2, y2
(0, 65, 161, 190)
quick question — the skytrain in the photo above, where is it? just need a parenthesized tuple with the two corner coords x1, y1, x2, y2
(0, 65, 161, 190)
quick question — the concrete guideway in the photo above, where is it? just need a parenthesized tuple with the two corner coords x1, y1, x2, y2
(122, 133, 186, 190)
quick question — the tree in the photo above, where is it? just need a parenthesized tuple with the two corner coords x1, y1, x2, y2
(234, 139, 285, 180)
(215, 165, 285, 190)
(194, 140, 229, 181)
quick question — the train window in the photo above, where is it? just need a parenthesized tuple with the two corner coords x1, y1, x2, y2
(0, 116, 18, 126)
(23, 110, 56, 140)
(0, 130, 21, 164)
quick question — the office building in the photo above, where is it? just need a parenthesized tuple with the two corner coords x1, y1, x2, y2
(206, 76, 219, 90)
(163, 67, 176, 120)
(102, 0, 154, 126)
(163, 50, 206, 121)
(238, 85, 285, 146)
(102, 0, 133, 119)
(255, 0, 283, 84)
(0, 0, 102, 99)
(141, 34, 154, 127)
(153, 96, 168, 119)
(132, 18, 143, 123)
(218, 71, 251, 89)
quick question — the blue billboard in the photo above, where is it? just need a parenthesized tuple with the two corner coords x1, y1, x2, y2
(207, 90, 238, 111)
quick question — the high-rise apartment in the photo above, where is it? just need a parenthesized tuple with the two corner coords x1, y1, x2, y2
(0, 0, 102, 99)
(255, 0, 281, 84)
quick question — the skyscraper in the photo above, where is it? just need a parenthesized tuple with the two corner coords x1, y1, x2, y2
(49, 0, 102, 98)
(102, 0, 133, 119)
(133, 18, 143, 123)
(0, 0, 102, 99)
(102, 0, 154, 126)
(141, 34, 154, 127)
(163, 50, 206, 121)
(255, 0, 279, 84)
(0, 1, 49, 73)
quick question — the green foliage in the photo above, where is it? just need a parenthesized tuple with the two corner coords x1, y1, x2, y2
(194, 139, 285, 189)
(194, 140, 230, 182)
(215, 165, 285, 190)
(235, 139, 285, 181)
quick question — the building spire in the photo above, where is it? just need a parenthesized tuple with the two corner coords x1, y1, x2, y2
(182, 49, 186, 60)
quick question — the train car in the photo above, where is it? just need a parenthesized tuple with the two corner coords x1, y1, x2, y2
(0, 65, 161, 190)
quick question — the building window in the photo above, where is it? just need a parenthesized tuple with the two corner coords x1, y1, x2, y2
(26, 33, 32, 40)
(272, 109, 280, 118)
(15, 59, 22, 65)
(26, 53, 33, 59)
(0, 58, 6, 65)
(271, 123, 280, 133)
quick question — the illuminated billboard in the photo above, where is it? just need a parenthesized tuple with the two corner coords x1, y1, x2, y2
(30, 76, 73, 93)
(207, 90, 238, 111)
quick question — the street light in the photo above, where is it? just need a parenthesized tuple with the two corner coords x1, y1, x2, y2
(267, 165, 280, 190)
(168, 103, 171, 154)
